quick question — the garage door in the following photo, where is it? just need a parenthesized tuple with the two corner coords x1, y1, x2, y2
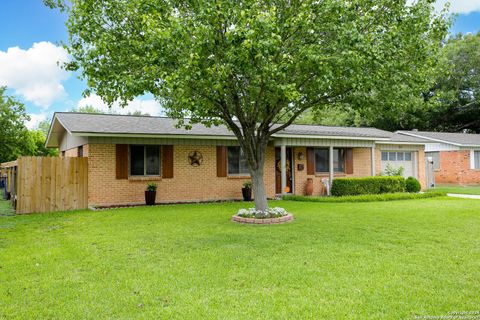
(381, 151, 414, 178)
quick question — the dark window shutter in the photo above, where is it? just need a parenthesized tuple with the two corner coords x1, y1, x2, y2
(162, 145, 174, 178)
(345, 148, 354, 174)
(116, 144, 128, 179)
(307, 147, 315, 175)
(216, 146, 227, 177)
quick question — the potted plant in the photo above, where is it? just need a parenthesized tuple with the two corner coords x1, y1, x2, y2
(145, 183, 157, 205)
(242, 181, 252, 201)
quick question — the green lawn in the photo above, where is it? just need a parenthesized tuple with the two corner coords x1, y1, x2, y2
(1, 198, 479, 319)
(0, 190, 14, 216)
(428, 184, 480, 195)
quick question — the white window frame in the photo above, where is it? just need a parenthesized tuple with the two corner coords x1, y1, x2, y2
(471, 150, 480, 170)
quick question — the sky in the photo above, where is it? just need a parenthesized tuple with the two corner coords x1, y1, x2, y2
(1, 1, 480, 129)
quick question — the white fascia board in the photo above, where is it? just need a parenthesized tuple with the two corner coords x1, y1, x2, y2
(45, 115, 72, 148)
(375, 141, 425, 146)
(272, 133, 390, 141)
(71, 132, 238, 140)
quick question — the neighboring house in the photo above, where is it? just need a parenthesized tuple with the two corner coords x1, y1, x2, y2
(397, 131, 480, 185)
(45, 113, 428, 207)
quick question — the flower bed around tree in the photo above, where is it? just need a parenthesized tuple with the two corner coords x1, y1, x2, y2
(232, 207, 293, 224)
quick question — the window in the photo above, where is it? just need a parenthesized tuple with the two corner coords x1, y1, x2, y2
(381, 151, 412, 162)
(227, 147, 250, 175)
(475, 151, 480, 169)
(130, 145, 160, 176)
(314, 148, 345, 173)
(78, 146, 83, 157)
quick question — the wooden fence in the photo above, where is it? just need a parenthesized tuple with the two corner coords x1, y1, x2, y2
(15, 157, 88, 214)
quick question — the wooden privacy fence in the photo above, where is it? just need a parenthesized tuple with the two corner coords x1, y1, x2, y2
(16, 157, 88, 214)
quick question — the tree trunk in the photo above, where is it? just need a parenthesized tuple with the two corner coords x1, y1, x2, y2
(251, 166, 268, 212)
(230, 125, 270, 212)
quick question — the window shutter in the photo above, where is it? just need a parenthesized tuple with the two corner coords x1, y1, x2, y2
(116, 144, 128, 179)
(217, 146, 227, 177)
(162, 145, 174, 178)
(345, 148, 354, 174)
(307, 147, 315, 175)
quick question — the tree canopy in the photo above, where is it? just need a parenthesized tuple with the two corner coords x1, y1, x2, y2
(48, 0, 448, 210)
(422, 32, 480, 132)
(0, 87, 35, 163)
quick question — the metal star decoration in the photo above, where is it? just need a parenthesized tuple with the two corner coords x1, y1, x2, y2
(188, 151, 203, 166)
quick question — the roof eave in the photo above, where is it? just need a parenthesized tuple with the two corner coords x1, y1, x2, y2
(71, 132, 239, 140)
(272, 133, 390, 141)
(396, 131, 463, 147)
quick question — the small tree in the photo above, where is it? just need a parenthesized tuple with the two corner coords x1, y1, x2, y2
(47, 0, 448, 211)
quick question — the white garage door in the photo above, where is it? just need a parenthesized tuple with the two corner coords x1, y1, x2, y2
(381, 151, 414, 178)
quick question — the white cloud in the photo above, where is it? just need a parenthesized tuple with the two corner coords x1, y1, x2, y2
(435, 0, 480, 14)
(0, 42, 70, 108)
(26, 113, 47, 130)
(77, 94, 164, 116)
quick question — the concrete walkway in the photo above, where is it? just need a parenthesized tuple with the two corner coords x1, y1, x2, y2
(447, 193, 480, 199)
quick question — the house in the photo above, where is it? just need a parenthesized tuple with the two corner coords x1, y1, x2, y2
(397, 131, 480, 185)
(45, 112, 429, 207)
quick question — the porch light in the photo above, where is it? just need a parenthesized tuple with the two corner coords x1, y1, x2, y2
(298, 152, 304, 160)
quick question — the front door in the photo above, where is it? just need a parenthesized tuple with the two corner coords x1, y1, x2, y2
(275, 147, 293, 194)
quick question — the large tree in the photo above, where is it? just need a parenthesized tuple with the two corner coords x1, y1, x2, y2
(423, 32, 480, 132)
(0, 87, 36, 163)
(48, 0, 448, 211)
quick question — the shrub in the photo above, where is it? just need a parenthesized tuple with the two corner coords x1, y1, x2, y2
(382, 163, 405, 177)
(282, 191, 446, 203)
(330, 176, 406, 196)
(243, 181, 252, 189)
(146, 183, 157, 192)
(405, 177, 421, 193)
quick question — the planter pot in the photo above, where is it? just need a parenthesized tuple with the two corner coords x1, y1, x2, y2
(242, 187, 252, 201)
(145, 191, 156, 205)
(305, 178, 313, 196)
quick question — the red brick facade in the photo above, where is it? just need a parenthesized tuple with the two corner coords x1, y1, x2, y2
(435, 150, 480, 185)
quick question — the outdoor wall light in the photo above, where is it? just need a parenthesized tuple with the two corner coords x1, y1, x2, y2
(298, 152, 305, 160)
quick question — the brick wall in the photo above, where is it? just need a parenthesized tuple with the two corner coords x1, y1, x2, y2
(87, 144, 276, 206)
(293, 147, 373, 196)
(63, 145, 89, 158)
(64, 147, 79, 157)
(435, 150, 480, 185)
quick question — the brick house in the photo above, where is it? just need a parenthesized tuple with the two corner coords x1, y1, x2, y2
(45, 113, 428, 207)
(397, 131, 480, 185)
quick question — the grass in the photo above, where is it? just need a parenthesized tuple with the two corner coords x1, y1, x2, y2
(0, 190, 14, 216)
(283, 191, 446, 203)
(427, 184, 480, 195)
(1, 197, 480, 319)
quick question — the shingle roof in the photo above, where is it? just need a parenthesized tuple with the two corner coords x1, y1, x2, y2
(53, 112, 393, 139)
(386, 133, 431, 144)
(397, 130, 480, 146)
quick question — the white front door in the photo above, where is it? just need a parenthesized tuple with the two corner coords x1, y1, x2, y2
(381, 151, 415, 178)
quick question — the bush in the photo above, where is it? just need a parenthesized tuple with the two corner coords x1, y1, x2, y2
(330, 176, 406, 196)
(405, 177, 421, 193)
(382, 163, 405, 177)
(282, 191, 446, 203)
